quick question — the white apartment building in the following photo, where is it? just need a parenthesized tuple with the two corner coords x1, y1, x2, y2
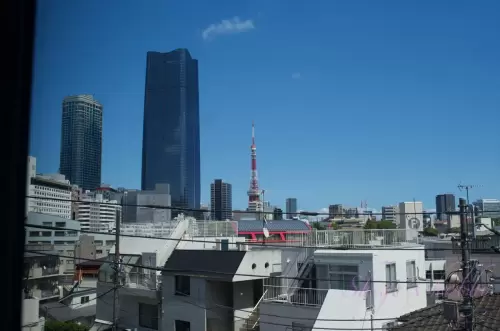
(260, 230, 427, 331)
(77, 193, 121, 232)
(26, 156, 72, 219)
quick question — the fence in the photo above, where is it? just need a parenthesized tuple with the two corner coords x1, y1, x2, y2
(264, 229, 420, 248)
(188, 220, 238, 238)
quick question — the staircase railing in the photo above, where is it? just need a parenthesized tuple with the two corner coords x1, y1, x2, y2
(241, 289, 267, 331)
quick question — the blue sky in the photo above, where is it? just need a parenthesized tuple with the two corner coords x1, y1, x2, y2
(30, 0, 500, 213)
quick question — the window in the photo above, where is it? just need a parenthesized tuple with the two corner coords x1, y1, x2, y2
(328, 264, 359, 290)
(433, 270, 446, 280)
(139, 303, 158, 330)
(175, 320, 190, 331)
(406, 261, 417, 288)
(385, 263, 397, 292)
(80, 296, 90, 304)
(175, 275, 190, 296)
(426, 271, 432, 279)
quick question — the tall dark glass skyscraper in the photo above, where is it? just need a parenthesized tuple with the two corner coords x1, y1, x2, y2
(210, 179, 233, 220)
(436, 193, 456, 221)
(141, 49, 200, 214)
(60, 94, 103, 191)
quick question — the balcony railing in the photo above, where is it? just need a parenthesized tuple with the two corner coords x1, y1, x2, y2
(124, 271, 158, 290)
(263, 285, 328, 307)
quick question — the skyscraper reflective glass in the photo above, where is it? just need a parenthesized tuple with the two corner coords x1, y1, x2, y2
(59, 95, 102, 191)
(141, 49, 200, 215)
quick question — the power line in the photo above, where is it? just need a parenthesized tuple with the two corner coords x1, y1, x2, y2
(25, 222, 475, 251)
(24, 250, 498, 287)
(27, 195, 498, 217)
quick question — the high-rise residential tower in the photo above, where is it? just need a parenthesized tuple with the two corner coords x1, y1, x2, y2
(60, 95, 103, 191)
(141, 49, 201, 214)
(286, 198, 298, 219)
(435, 194, 456, 221)
(210, 179, 233, 220)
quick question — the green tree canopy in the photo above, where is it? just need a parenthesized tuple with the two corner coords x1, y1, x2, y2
(311, 222, 326, 230)
(449, 227, 461, 233)
(44, 321, 89, 331)
(363, 220, 397, 230)
(422, 227, 438, 237)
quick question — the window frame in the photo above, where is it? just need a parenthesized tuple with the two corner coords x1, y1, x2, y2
(385, 263, 397, 293)
(406, 260, 417, 289)
(328, 264, 359, 291)
(175, 275, 191, 296)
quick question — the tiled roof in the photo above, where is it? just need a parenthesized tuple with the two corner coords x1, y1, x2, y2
(392, 294, 500, 330)
(238, 219, 310, 232)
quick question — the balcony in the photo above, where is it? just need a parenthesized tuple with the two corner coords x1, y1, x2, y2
(263, 285, 328, 307)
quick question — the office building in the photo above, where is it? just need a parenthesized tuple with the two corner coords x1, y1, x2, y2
(435, 194, 456, 221)
(210, 179, 232, 220)
(397, 201, 424, 240)
(59, 95, 103, 191)
(121, 184, 172, 223)
(141, 49, 200, 216)
(285, 198, 298, 218)
(474, 199, 500, 218)
(382, 205, 398, 223)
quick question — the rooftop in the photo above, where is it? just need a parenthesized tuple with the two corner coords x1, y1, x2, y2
(163, 250, 246, 280)
(392, 294, 500, 330)
(238, 219, 310, 232)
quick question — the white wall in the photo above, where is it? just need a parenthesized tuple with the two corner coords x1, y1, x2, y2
(69, 291, 97, 309)
(313, 290, 369, 331)
(161, 275, 207, 331)
(260, 302, 321, 331)
(313, 247, 427, 330)
(233, 249, 282, 282)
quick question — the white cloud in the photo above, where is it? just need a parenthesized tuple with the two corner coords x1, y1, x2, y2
(292, 72, 301, 79)
(202, 17, 255, 41)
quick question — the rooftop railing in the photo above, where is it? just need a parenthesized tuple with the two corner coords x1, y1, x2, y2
(267, 229, 421, 248)
(188, 220, 238, 238)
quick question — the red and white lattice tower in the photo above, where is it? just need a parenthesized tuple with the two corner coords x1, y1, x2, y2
(247, 122, 262, 211)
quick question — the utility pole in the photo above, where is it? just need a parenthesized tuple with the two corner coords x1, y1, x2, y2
(112, 209, 121, 331)
(458, 184, 481, 205)
(459, 198, 474, 331)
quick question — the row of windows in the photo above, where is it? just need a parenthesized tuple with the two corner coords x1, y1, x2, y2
(385, 260, 418, 292)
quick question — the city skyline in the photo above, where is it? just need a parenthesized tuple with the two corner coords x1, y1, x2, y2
(29, 1, 500, 212)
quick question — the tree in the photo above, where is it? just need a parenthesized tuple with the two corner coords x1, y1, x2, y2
(330, 222, 339, 230)
(44, 321, 89, 331)
(363, 220, 397, 230)
(422, 227, 438, 237)
(492, 218, 500, 226)
(311, 222, 326, 230)
(449, 227, 461, 233)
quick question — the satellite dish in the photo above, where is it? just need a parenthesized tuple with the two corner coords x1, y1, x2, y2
(263, 227, 270, 238)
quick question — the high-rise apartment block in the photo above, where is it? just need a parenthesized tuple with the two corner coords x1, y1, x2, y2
(141, 49, 200, 215)
(286, 198, 298, 218)
(59, 94, 103, 191)
(435, 194, 456, 221)
(382, 205, 398, 222)
(329, 204, 344, 219)
(26, 156, 72, 219)
(76, 193, 121, 232)
(210, 179, 232, 220)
